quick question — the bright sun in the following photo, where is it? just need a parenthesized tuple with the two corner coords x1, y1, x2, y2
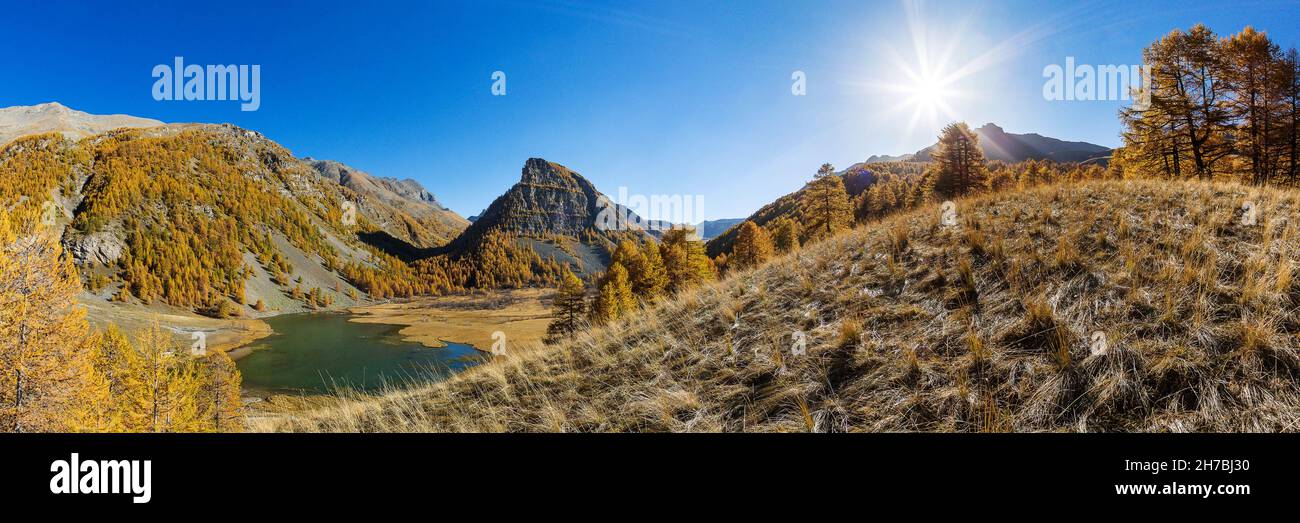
(855, 1, 1024, 138)
(906, 71, 954, 118)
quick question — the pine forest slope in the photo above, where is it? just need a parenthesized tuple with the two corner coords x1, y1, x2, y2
(269, 179, 1300, 432)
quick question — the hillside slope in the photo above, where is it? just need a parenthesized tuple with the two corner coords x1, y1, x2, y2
(269, 179, 1300, 432)
(706, 162, 922, 257)
(309, 159, 467, 251)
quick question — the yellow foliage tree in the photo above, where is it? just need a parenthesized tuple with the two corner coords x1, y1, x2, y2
(0, 210, 99, 432)
(800, 163, 852, 240)
(730, 221, 774, 271)
(592, 262, 636, 324)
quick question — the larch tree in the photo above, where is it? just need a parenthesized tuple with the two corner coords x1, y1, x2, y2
(196, 350, 243, 432)
(0, 209, 99, 432)
(659, 228, 716, 293)
(591, 262, 636, 324)
(800, 163, 852, 240)
(87, 325, 142, 431)
(132, 323, 206, 433)
(771, 217, 800, 254)
(932, 123, 990, 197)
(545, 268, 587, 341)
(630, 239, 667, 299)
(730, 221, 774, 270)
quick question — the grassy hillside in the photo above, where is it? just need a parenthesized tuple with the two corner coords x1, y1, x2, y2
(266, 179, 1300, 432)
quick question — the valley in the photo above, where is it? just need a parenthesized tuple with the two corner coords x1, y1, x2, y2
(2, 21, 1298, 435)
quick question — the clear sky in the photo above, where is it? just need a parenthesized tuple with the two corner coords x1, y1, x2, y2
(3, 0, 1299, 220)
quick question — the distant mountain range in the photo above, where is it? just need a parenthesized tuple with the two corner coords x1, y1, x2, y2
(695, 219, 744, 240)
(856, 123, 1112, 166)
(706, 123, 1108, 257)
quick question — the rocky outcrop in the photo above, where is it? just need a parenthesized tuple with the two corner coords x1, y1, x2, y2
(465, 158, 606, 238)
(64, 231, 125, 266)
(439, 158, 655, 271)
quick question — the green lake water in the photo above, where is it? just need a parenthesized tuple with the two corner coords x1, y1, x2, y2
(235, 313, 485, 394)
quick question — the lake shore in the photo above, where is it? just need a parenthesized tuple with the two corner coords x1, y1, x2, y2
(348, 288, 554, 352)
(79, 292, 275, 359)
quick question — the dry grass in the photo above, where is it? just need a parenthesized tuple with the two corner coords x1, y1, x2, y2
(260, 179, 1300, 433)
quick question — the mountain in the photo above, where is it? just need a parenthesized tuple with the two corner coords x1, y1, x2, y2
(272, 179, 1300, 432)
(437, 158, 654, 276)
(695, 218, 744, 240)
(0, 102, 162, 145)
(866, 123, 1112, 164)
(307, 159, 468, 252)
(0, 107, 482, 315)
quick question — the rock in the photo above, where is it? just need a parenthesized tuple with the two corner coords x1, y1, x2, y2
(64, 231, 125, 266)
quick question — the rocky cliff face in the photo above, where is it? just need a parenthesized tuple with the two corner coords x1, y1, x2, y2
(464, 158, 605, 239)
(439, 158, 653, 273)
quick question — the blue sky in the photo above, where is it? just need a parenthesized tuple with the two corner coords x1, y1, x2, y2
(3, 0, 1299, 220)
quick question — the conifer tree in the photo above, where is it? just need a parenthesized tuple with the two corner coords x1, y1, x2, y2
(82, 325, 141, 432)
(132, 323, 207, 432)
(546, 268, 587, 341)
(631, 239, 667, 299)
(196, 351, 243, 432)
(0, 211, 97, 432)
(932, 123, 990, 197)
(730, 221, 774, 270)
(592, 262, 636, 324)
(771, 217, 800, 254)
(659, 228, 716, 293)
(800, 163, 852, 240)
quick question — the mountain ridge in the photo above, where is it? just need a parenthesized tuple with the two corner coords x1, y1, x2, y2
(0, 102, 163, 145)
(859, 123, 1112, 165)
